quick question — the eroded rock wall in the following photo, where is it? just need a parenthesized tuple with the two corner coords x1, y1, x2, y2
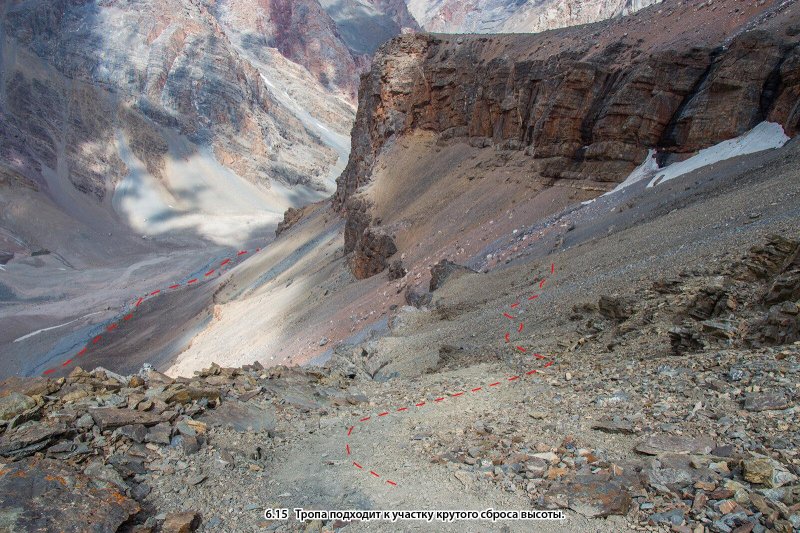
(335, 0, 800, 277)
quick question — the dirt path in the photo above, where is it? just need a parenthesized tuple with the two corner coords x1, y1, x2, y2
(267, 361, 636, 532)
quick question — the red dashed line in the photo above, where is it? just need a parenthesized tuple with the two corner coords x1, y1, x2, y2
(347, 426, 354, 436)
(504, 332, 510, 343)
(397, 407, 408, 412)
(551, 263, 555, 274)
(415, 402, 426, 407)
(378, 412, 389, 417)
(489, 381, 501, 387)
(539, 279, 546, 288)
(346, 444, 351, 456)
(528, 294, 539, 300)
(471, 387, 482, 392)
(508, 375, 520, 381)
(452, 392, 465, 397)
(510, 302, 520, 309)
(360, 417, 371, 422)
(370, 471, 380, 478)
(354, 462, 363, 469)
(518, 323, 524, 333)
(544, 361, 554, 368)
(516, 346, 527, 353)
(434, 397, 445, 402)
(526, 369, 538, 375)
(534, 353, 545, 360)
(38, 246, 264, 376)
(502, 312, 515, 320)
(387, 480, 397, 486)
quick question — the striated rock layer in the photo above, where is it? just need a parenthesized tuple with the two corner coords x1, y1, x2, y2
(335, 0, 800, 277)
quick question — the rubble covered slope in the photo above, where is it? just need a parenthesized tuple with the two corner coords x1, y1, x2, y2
(1, 0, 800, 532)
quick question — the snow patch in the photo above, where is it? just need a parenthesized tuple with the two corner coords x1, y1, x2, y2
(605, 149, 659, 196)
(647, 122, 790, 188)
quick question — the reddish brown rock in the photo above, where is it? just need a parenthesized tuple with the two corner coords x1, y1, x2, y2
(334, 1, 800, 227)
(162, 511, 201, 533)
(544, 473, 632, 518)
(0, 457, 139, 531)
(350, 227, 398, 279)
(89, 407, 163, 431)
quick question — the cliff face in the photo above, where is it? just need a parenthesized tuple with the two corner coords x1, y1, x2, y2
(336, 0, 800, 277)
(406, 0, 661, 34)
(0, 0, 340, 199)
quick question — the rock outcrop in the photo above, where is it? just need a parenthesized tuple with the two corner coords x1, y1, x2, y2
(350, 226, 398, 279)
(335, 0, 799, 277)
(429, 260, 478, 292)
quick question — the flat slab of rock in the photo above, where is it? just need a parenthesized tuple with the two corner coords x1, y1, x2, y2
(0, 422, 68, 458)
(198, 400, 275, 433)
(89, 407, 163, 430)
(0, 457, 139, 530)
(743, 392, 790, 411)
(635, 435, 716, 456)
(545, 474, 632, 518)
(591, 418, 636, 434)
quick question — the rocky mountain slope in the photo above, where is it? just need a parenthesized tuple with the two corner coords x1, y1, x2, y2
(0, 0, 415, 380)
(405, 0, 662, 33)
(1, 137, 798, 531)
(1, 0, 799, 531)
(337, 0, 800, 279)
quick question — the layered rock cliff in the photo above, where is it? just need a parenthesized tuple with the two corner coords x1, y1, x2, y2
(336, 0, 800, 278)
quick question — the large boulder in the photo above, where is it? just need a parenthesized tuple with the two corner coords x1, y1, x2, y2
(350, 227, 398, 279)
(0, 457, 139, 531)
(429, 260, 477, 292)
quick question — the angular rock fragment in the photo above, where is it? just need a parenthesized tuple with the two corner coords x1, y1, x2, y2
(743, 391, 790, 412)
(199, 401, 276, 433)
(0, 422, 68, 458)
(743, 455, 797, 488)
(598, 295, 633, 321)
(635, 435, 716, 456)
(162, 511, 202, 533)
(545, 474, 632, 518)
(591, 418, 636, 434)
(0, 392, 36, 420)
(89, 407, 163, 431)
(429, 260, 477, 292)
